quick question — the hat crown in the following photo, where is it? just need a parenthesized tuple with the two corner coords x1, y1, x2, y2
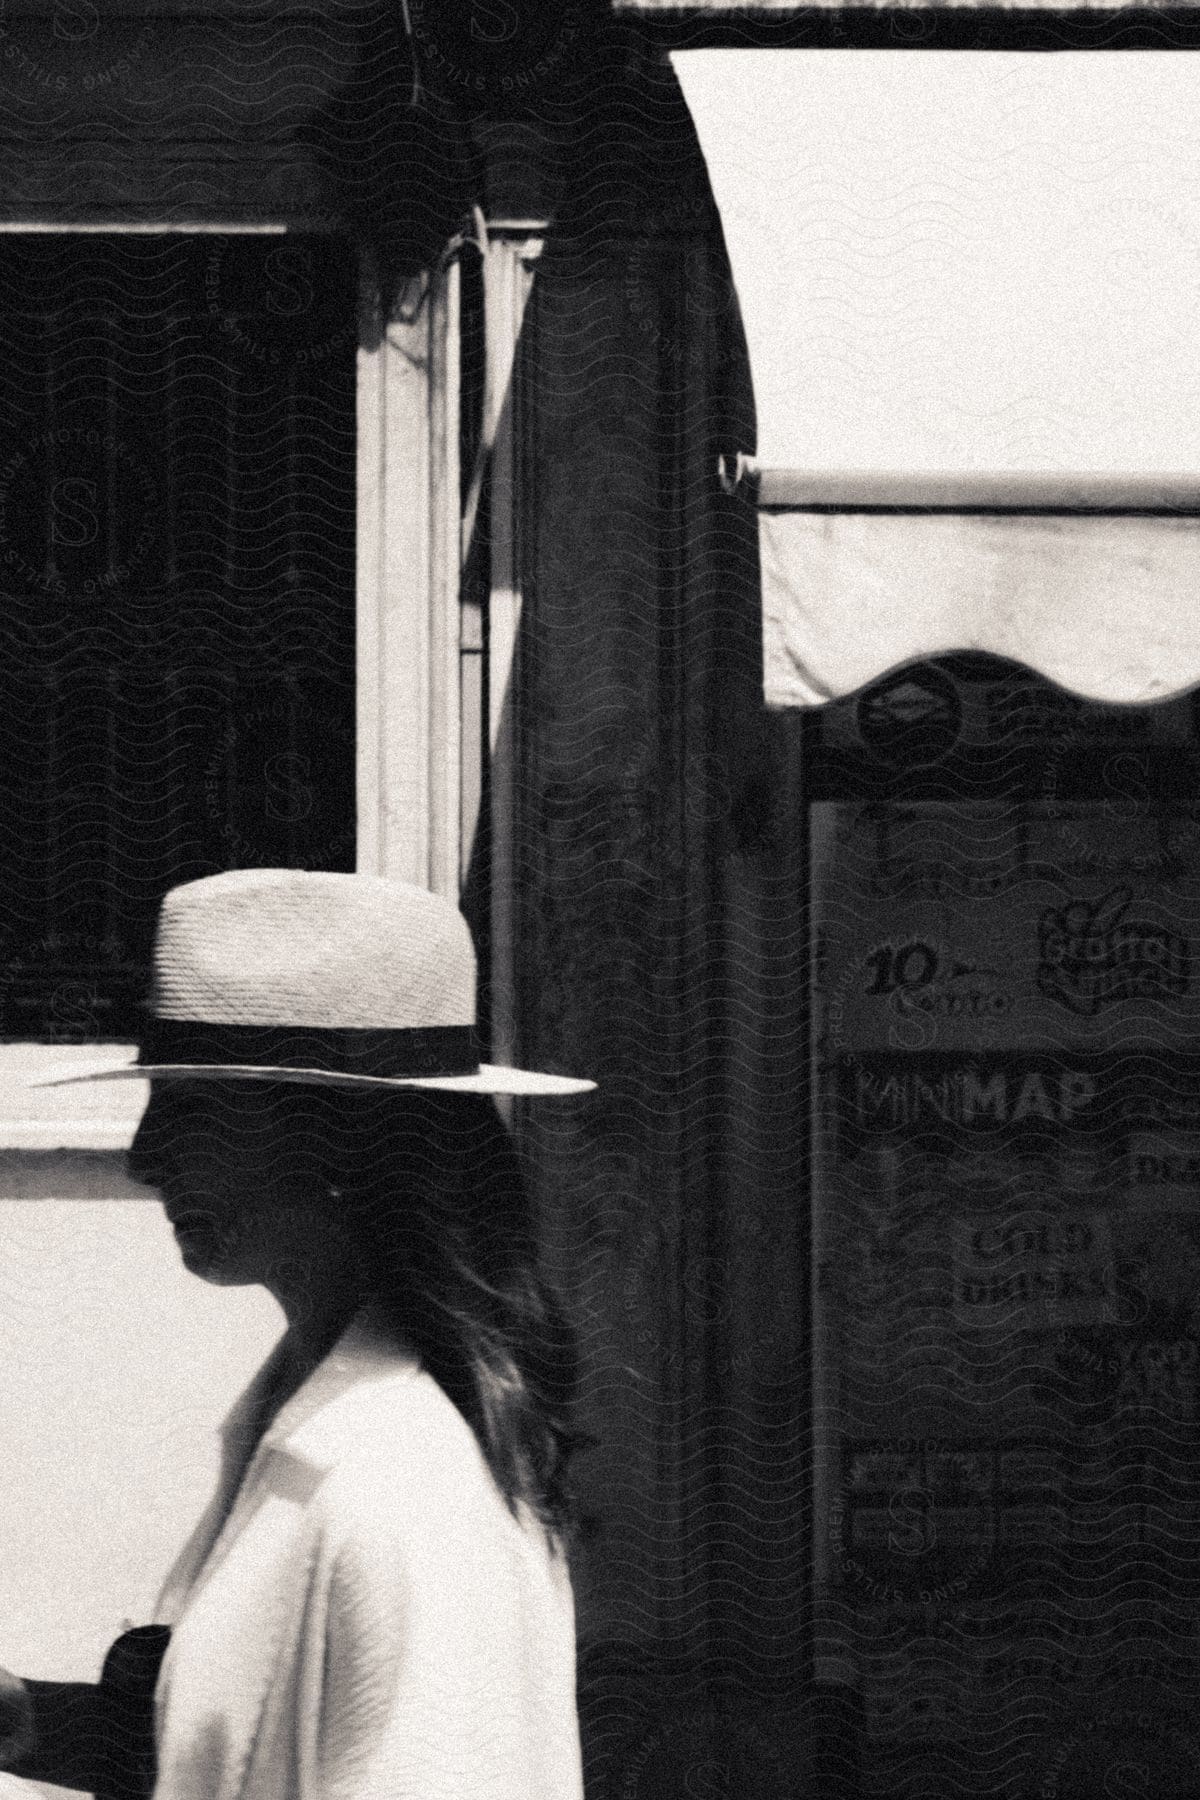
(150, 869, 477, 1030)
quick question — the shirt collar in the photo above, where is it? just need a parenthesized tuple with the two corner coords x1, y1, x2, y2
(221, 1303, 420, 1473)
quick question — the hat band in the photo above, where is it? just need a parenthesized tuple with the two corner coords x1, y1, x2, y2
(138, 1019, 482, 1080)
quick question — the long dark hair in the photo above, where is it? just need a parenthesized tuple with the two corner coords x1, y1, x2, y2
(303, 1085, 582, 1547)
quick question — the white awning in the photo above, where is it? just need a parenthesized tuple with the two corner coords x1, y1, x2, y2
(763, 512, 1200, 708)
(672, 48, 1200, 707)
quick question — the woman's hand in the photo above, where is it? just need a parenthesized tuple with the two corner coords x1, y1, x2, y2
(0, 1664, 35, 1768)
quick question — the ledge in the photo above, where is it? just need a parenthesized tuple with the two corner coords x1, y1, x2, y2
(624, 5, 1200, 45)
(752, 469, 1200, 514)
(0, 1045, 146, 1151)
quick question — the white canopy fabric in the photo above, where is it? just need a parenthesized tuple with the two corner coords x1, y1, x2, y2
(672, 48, 1200, 707)
(763, 513, 1200, 709)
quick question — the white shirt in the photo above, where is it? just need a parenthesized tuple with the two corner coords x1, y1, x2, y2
(151, 1307, 584, 1800)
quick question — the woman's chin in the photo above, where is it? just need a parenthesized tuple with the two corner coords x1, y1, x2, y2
(171, 1221, 246, 1285)
(176, 1245, 256, 1288)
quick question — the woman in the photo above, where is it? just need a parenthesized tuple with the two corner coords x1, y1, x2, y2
(0, 867, 594, 1800)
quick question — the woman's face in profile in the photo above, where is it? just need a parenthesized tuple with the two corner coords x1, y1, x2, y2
(126, 1078, 337, 1293)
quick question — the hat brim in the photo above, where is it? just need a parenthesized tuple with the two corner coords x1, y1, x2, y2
(31, 1060, 596, 1097)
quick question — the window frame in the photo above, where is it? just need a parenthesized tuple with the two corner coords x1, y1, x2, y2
(0, 223, 466, 1149)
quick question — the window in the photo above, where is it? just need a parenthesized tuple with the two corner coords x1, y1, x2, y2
(0, 233, 358, 1040)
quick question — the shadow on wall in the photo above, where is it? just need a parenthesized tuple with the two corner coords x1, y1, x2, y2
(441, 20, 811, 1796)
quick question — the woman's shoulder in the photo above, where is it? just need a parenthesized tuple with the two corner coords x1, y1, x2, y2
(310, 1376, 562, 1583)
(296, 1359, 498, 1510)
(271, 1315, 561, 1561)
(268, 1308, 462, 1470)
(330, 1360, 480, 1463)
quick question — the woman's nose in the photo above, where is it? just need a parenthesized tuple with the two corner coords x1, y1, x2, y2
(126, 1090, 171, 1187)
(125, 1124, 158, 1187)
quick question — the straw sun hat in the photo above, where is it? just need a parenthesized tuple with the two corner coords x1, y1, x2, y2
(35, 869, 595, 1097)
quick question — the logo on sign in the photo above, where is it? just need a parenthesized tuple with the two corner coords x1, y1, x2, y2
(846, 1058, 1097, 1133)
(863, 938, 1013, 1023)
(953, 1210, 1117, 1328)
(1037, 887, 1188, 1015)
(855, 666, 963, 765)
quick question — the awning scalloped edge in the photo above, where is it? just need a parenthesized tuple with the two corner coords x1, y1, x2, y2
(761, 510, 1200, 709)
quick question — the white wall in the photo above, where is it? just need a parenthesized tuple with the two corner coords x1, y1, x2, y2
(0, 1165, 280, 1798)
(673, 49, 1200, 474)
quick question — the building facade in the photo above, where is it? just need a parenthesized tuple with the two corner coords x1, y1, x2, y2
(0, 7, 807, 1796)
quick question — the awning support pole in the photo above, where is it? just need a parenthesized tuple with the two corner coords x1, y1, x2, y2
(743, 465, 1200, 514)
